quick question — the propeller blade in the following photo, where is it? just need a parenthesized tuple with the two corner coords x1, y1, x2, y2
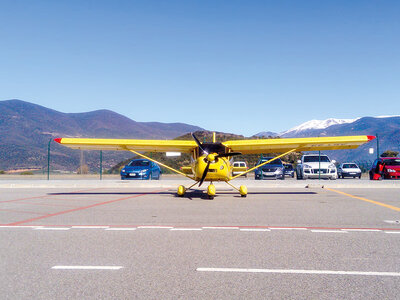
(216, 152, 242, 158)
(191, 133, 207, 154)
(198, 161, 210, 187)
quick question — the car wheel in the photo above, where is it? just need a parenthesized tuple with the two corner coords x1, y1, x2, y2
(281, 175, 285, 180)
(369, 172, 373, 180)
(358, 175, 361, 179)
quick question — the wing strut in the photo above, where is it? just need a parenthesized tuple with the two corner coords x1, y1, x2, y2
(229, 148, 299, 180)
(127, 149, 196, 180)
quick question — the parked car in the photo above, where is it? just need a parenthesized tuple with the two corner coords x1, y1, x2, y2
(337, 163, 362, 179)
(369, 157, 400, 180)
(120, 159, 161, 180)
(284, 164, 295, 178)
(232, 161, 248, 177)
(296, 154, 337, 180)
(255, 157, 285, 180)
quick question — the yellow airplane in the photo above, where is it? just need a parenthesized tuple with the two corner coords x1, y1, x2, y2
(54, 133, 375, 199)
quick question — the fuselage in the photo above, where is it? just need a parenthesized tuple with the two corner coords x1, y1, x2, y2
(192, 154, 232, 182)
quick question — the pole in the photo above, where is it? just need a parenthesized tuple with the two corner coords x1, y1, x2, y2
(47, 138, 51, 180)
(318, 150, 321, 180)
(260, 154, 264, 180)
(376, 133, 380, 159)
(100, 150, 103, 180)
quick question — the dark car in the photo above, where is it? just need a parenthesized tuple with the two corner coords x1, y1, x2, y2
(255, 157, 285, 180)
(369, 157, 400, 180)
(120, 159, 161, 180)
(284, 164, 295, 178)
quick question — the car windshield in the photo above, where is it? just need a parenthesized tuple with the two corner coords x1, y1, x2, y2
(383, 159, 400, 166)
(304, 156, 330, 163)
(128, 160, 150, 167)
(284, 165, 293, 170)
(343, 164, 358, 168)
(260, 158, 282, 166)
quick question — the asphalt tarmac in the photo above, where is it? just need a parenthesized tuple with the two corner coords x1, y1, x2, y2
(1, 179, 400, 299)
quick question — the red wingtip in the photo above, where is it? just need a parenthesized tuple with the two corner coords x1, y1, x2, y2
(54, 138, 62, 143)
(367, 135, 376, 141)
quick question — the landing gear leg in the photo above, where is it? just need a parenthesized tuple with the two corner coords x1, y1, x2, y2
(225, 181, 247, 197)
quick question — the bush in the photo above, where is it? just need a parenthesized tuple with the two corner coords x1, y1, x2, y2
(0, 170, 5, 174)
(20, 171, 34, 175)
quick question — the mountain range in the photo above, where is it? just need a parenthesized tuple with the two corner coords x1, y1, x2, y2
(1, 99, 399, 172)
(0, 99, 203, 171)
(256, 117, 400, 164)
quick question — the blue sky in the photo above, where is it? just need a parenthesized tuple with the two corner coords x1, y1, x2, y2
(0, 0, 399, 136)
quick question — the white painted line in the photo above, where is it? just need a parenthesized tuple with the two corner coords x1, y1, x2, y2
(72, 226, 110, 229)
(52, 266, 123, 270)
(34, 227, 70, 231)
(0, 225, 43, 228)
(344, 229, 381, 232)
(385, 231, 400, 234)
(202, 227, 239, 230)
(105, 228, 137, 231)
(137, 226, 173, 229)
(170, 228, 203, 231)
(269, 227, 307, 230)
(311, 230, 348, 233)
(196, 268, 400, 277)
(240, 229, 271, 232)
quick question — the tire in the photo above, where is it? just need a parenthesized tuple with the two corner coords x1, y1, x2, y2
(369, 172, 373, 180)
(280, 175, 285, 180)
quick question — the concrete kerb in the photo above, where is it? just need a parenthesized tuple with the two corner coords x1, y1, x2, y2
(0, 179, 399, 189)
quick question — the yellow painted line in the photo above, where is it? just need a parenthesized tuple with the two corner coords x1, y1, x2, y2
(325, 187, 400, 212)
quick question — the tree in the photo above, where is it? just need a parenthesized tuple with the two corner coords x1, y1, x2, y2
(381, 150, 399, 157)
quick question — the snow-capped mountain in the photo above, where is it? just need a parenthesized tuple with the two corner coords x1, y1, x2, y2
(280, 118, 359, 136)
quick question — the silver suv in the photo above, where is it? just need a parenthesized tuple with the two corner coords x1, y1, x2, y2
(296, 154, 337, 180)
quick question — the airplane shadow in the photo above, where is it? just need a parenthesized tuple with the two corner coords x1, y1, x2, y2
(48, 191, 317, 200)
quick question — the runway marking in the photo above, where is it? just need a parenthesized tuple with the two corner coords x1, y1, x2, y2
(0, 225, 43, 228)
(72, 226, 110, 229)
(240, 228, 271, 232)
(138, 226, 173, 229)
(325, 187, 400, 212)
(34, 227, 70, 230)
(196, 267, 400, 277)
(170, 228, 202, 231)
(311, 230, 347, 233)
(385, 231, 400, 234)
(269, 227, 307, 230)
(52, 266, 123, 270)
(344, 229, 381, 232)
(202, 226, 239, 230)
(7, 189, 165, 226)
(105, 228, 137, 231)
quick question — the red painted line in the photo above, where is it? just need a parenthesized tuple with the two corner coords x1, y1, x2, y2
(1, 223, 400, 231)
(7, 189, 165, 226)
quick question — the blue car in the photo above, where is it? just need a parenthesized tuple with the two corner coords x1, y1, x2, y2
(120, 159, 161, 180)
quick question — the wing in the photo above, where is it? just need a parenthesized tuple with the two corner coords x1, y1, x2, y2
(223, 136, 375, 154)
(54, 138, 198, 153)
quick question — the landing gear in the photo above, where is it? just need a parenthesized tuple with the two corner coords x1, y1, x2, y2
(207, 184, 216, 199)
(177, 185, 186, 197)
(239, 185, 247, 197)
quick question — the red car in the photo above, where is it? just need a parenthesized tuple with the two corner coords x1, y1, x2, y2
(369, 157, 400, 180)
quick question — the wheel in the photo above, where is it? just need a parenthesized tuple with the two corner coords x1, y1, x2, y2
(369, 172, 373, 180)
(291, 174, 294, 178)
(239, 185, 247, 197)
(358, 175, 361, 179)
(177, 185, 186, 197)
(280, 175, 285, 180)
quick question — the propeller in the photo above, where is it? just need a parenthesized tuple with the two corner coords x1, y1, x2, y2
(191, 132, 207, 155)
(191, 133, 242, 187)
